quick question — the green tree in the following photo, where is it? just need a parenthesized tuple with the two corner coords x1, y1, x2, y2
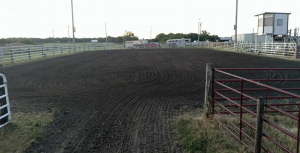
(122, 31, 139, 42)
(19, 38, 35, 45)
(154, 33, 166, 42)
(186, 33, 198, 42)
(153, 31, 219, 43)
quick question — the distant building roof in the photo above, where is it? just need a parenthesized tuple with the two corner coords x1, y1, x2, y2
(255, 12, 291, 16)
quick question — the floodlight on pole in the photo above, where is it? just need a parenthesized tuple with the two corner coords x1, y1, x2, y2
(71, 0, 75, 50)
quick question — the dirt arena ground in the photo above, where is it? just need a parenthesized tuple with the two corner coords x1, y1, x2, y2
(3, 48, 300, 152)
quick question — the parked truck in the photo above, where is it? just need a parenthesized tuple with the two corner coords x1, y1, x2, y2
(147, 42, 162, 48)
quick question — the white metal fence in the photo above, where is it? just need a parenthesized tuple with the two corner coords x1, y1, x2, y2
(0, 74, 11, 128)
(0, 44, 102, 64)
(198, 42, 299, 59)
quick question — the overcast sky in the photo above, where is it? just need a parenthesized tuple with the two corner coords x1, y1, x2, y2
(0, 0, 299, 39)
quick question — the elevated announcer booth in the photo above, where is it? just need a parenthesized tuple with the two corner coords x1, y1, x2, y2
(255, 12, 290, 37)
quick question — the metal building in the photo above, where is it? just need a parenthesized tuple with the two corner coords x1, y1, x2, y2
(233, 33, 272, 43)
(255, 12, 290, 36)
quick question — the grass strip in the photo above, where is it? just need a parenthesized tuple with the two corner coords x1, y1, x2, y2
(0, 112, 53, 153)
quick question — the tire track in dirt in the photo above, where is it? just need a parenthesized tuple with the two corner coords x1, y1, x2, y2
(123, 50, 202, 152)
(86, 50, 199, 152)
(89, 52, 172, 152)
(59, 51, 135, 152)
(62, 51, 151, 152)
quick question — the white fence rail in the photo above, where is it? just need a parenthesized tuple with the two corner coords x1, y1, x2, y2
(0, 44, 100, 64)
(0, 74, 11, 128)
(199, 42, 299, 59)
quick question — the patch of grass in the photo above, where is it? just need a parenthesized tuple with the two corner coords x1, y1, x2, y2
(174, 115, 246, 153)
(0, 112, 53, 153)
(175, 112, 300, 153)
(217, 113, 299, 152)
(51, 107, 59, 116)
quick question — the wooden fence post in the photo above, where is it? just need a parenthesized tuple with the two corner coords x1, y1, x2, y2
(28, 47, 31, 60)
(52, 46, 55, 56)
(0, 64, 3, 73)
(204, 63, 214, 118)
(10, 49, 14, 63)
(255, 97, 265, 153)
(42, 46, 44, 57)
(294, 45, 298, 59)
(69, 44, 71, 53)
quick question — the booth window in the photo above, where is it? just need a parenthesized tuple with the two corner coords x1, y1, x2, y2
(277, 19, 283, 26)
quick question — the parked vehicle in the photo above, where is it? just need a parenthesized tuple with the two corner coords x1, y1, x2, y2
(147, 42, 162, 48)
(166, 38, 191, 48)
(125, 40, 163, 49)
(125, 40, 148, 49)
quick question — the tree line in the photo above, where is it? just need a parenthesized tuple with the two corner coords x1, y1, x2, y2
(0, 31, 139, 46)
(0, 37, 130, 46)
(0, 30, 219, 46)
(152, 30, 219, 42)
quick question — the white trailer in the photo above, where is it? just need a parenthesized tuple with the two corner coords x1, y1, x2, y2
(166, 38, 190, 48)
(125, 40, 148, 49)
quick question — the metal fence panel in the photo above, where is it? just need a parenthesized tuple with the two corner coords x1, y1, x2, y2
(0, 74, 11, 128)
(212, 68, 300, 152)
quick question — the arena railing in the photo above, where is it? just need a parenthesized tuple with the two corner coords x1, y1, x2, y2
(198, 42, 298, 59)
(0, 44, 101, 64)
(210, 67, 300, 152)
(0, 73, 11, 128)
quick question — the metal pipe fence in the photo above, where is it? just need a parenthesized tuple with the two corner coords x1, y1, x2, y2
(198, 42, 299, 59)
(0, 43, 103, 64)
(0, 74, 11, 128)
(211, 68, 300, 152)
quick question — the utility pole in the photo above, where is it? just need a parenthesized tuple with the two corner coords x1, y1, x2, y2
(71, 0, 75, 49)
(150, 26, 152, 40)
(235, 0, 238, 51)
(53, 29, 55, 46)
(105, 22, 108, 49)
(200, 22, 202, 44)
(252, 28, 254, 43)
(68, 25, 70, 38)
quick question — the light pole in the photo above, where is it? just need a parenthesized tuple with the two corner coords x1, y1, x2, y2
(71, 0, 75, 50)
(234, 0, 238, 51)
(198, 19, 202, 45)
